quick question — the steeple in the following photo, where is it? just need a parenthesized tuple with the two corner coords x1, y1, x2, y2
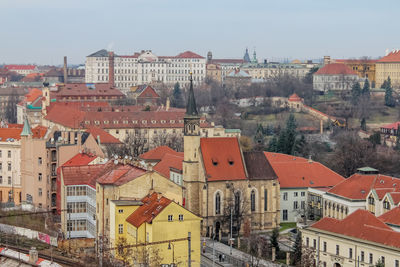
(21, 117, 32, 137)
(243, 48, 251, 63)
(252, 49, 258, 63)
(185, 72, 198, 117)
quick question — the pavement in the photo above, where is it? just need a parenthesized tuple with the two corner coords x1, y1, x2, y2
(202, 238, 286, 267)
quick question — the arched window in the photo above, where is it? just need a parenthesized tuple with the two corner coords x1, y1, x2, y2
(264, 189, 268, 211)
(234, 191, 241, 215)
(215, 192, 221, 215)
(251, 190, 256, 212)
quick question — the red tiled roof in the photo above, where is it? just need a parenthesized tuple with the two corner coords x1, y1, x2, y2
(61, 163, 114, 188)
(374, 188, 397, 200)
(62, 153, 98, 167)
(389, 192, 400, 204)
(50, 83, 125, 99)
(381, 121, 400, 130)
(378, 206, 400, 226)
(86, 127, 122, 144)
(97, 164, 146, 186)
(0, 128, 22, 140)
(328, 173, 400, 200)
(200, 137, 247, 181)
(288, 93, 302, 102)
(264, 152, 344, 188)
(209, 59, 244, 64)
(5, 124, 23, 129)
(31, 125, 47, 139)
(126, 192, 171, 228)
(45, 104, 86, 129)
(24, 88, 42, 103)
(153, 153, 183, 178)
(378, 50, 400, 63)
(310, 209, 400, 248)
(176, 51, 204, 59)
(4, 65, 36, 70)
(335, 59, 378, 64)
(314, 63, 358, 75)
(140, 146, 182, 161)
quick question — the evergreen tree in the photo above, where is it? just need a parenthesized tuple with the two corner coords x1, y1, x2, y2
(375, 259, 385, 267)
(351, 82, 361, 105)
(171, 82, 184, 108)
(291, 232, 302, 265)
(294, 134, 307, 155)
(360, 118, 367, 131)
(362, 79, 370, 98)
(270, 227, 280, 252)
(284, 114, 297, 154)
(385, 85, 395, 107)
(267, 136, 278, 152)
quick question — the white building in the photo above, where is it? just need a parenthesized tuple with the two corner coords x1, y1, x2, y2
(313, 63, 361, 93)
(85, 49, 206, 93)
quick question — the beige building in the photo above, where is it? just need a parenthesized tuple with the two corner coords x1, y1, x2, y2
(376, 49, 400, 88)
(182, 76, 280, 237)
(302, 209, 400, 267)
(241, 62, 310, 81)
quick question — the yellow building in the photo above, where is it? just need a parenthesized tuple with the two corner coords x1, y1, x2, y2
(96, 166, 184, 249)
(376, 50, 400, 88)
(335, 59, 377, 85)
(110, 193, 201, 266)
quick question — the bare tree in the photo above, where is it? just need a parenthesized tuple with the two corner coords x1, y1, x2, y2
(131, 246, 163, 267)
(105, 131, 147, 158)
(151, 131, 183, 152)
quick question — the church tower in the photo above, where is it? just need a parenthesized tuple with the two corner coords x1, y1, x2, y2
(183, 73, 202, 215)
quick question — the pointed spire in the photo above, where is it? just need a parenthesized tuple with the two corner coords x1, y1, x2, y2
(185, 72, 198, 117)
(21, 117, 32, 137)
(243, 47, 251, 63)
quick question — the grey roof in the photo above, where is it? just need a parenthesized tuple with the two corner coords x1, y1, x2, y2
(21, 117, 32, 136)
(111, 200, 143, 206)
(185, 74, 198, 116)
(87, 49, 109, 57)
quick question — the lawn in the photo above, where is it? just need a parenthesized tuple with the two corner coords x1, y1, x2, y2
(279, 222, 296, 232)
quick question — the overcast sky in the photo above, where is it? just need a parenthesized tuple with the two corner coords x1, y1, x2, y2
(1, 0, 399, 65)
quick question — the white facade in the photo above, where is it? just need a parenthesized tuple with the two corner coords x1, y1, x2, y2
(64, 185, 96, 238)
(85, 50, 206, 93)
(280, 188, 308, 222)
(322, 193, 365, 219)
(313, 74, 360, 92)
(0, 139, 21, 202)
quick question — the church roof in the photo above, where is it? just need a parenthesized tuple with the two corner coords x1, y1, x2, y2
(185, 74, 198, 116)
(20, 117, 32, 136)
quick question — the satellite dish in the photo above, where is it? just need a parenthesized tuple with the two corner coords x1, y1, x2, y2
(114, 160, 118, 165)
(129, 156, 132, 160)
(124, 155, 128, 159)
(114, 155, 118, 159)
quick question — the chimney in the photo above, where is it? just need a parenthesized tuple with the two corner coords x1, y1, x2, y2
(63, 56, 68, 83)
(108, 52, 115, 87)
(166, 97, 170, 111)
(29, 247, 38, 264)
(323, 56, 331, 65)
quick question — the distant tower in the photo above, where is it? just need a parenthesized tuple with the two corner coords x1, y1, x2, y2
(243, 48, 251, 63)
(252, 50, 258, 64)
(183, 73, 202, 215)
(207, 51, 213, 63)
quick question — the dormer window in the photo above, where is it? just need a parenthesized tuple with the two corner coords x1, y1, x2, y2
(94, 121, 100, 125)
(123, 120, 128, 124)
(85, 121, 90, 124)
(170, 120, 175, 124)
(142, 120, 147, 124)
(104, 121, 109, 124)
(151, 120, 156, 124)
(227, 157, 234, 166)
(113, 120, 119, 124)
(212, 158, 218, 166)
(132, 120, 138, 124)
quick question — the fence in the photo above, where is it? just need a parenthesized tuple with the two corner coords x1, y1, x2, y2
(0, 223, 57, 246)
(205, 245, 247, 266)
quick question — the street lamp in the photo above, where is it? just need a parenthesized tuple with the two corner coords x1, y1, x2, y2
(168, 241, 175, 266)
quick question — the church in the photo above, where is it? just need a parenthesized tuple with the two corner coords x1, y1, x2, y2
(182, 74, 280, 238)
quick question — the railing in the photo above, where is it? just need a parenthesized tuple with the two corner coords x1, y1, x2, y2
(204, 245, 247, 266)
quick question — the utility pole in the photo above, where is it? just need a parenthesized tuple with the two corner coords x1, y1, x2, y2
(188, 232, 191, 267)
(212, 231, 215, 266)
(230, 206, 233, 255)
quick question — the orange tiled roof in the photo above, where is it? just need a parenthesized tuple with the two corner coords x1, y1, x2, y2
(378, 50, 400, 63)
(176, 51, 204, 59)
(86, 127, 122, 144)
(153, 153, 183, 178)
(327, 173, 400, 200)
(200, 137, 247, 181)
(31, 125, 47, 139)
(61, 163, 114, 188)
(378, 206, 400, 226)
(310, 209, 400, 249)
(140, 146, 182, 161)
(4, 65, 36, 70)
(389, 192, 400, 204)
(0, 128, 22, 141)
(25, 88, 42, 103)
(264, 152, 344, 188)
(314, 63, 358, 75)
(381, 121, 400, 130)
(126, 192, 171, 228)
(288, 93, 302, 102)
(62, 152, 98, 167)
(96, 164, 146, 186)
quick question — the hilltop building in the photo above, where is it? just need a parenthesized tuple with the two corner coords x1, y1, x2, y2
(376, 49, 400, 88)
(313, 63, 360, 93)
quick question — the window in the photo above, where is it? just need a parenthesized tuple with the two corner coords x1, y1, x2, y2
(215, 192, 221, 215)
(118, 224, 123, 234)
(283, 192, 288, 201)
(38, 173, 42, 182)
(369, 253, 373, 264)
(313, 239, 316, 248)
(234, 192, 240, 215)
(381, 256, 385, 265)
(361, 251, 364, 262)
(250, 190, 256, 212)
(38, 188, 42, 197)
(301, 191, 305, 197)
(293, 201, 298, 210)
(294, 192, 298, 197)
(168, 215, 173, 222)
(264, 189, 268, 211)
(301, 201, 305, 210)
(323, 242, 327, 252)
(0, 163, 1, 171)
(336, 245, 339, 255)
(0, 150, 2, 157)
(7, 150, 11, 158)
(179, 214, 184, 221)
(7, 163, 11, 171)
(38, 157, 42, 165)
(282, 210, 288, 221)
(7, 177, 11, 185)
(395, 260, 399, 267)
(118, 209, 124, 214)
(306, 237, 309, 247)
(349, 248, 353, 259)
